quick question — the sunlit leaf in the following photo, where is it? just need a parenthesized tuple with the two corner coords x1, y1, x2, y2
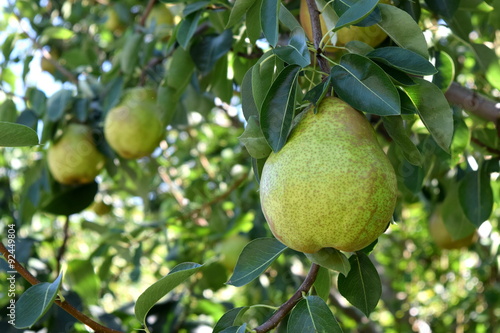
(0, 122, 39, 147)
(288, 296, 343, 333)
(331, 54, 400, 116)
(458, 167, 494, 227)
(227, 238, 287, 287)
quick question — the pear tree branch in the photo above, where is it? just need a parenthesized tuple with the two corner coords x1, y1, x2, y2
(0, 242, 123, 333)
(252, 263, 320, 333)
(305, 0, 331, 75)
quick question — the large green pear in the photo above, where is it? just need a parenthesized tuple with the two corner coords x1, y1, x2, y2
(259, 97, 397, 253)
(47, 124, 105, 185)
(104, 88, 164, 159)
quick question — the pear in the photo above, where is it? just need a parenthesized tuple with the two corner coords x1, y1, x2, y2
(104, 88, 164, 159)
(47, 124, 105, 185)
(259, 97, 397, 253)
(429, 212, 476, 250)
(146, 4, 175, 40)
(299, 0, 389, 48)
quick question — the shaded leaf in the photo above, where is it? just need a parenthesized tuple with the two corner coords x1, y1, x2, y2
(273, 28, 310, 68)
(135, 262, 203, 327)
(288, 296, 343, 333)
(246, 0, 263, 43)
(241, 68, 259, 120)
(313, 266, 331, 301)
(377, 4, 428, 58)
(303, 76, 331, 106)
(331, 54, 400, 116)
(190, 30, 233, 74)
(177, 11, 202, 49)
(213, 307, 250, 333)
(14, 274, 63, 329)
(432, 50, 455, 91)
(424, 0, 460, 19)
(47, 89, 73, 122)
(239, 115, 272, 159)
(226, 0, 256, 28)
(0, 122, 39, 147)
(382, 116, 422, 165)
(41, 181, 98, 216)
(261, 0, 280, 46)
(337, 252, 381, 316)
(120, 32, 143, 75)
(305, 247, 351, 276)
(227, 238, 287, 287)
(403, 78, 453, 152)
(367, 47, 437, 75)
(260, 64, 301, 152)
(333, 0, 379, 31)
(279, 3, 302, 31)
(458, 167, 494, 227)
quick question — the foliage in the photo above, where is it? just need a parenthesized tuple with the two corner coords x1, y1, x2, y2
(0, 0, 499, 332)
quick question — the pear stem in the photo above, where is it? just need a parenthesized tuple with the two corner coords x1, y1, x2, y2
(252, 263, 320, 333)
(305, 0, 331, 75)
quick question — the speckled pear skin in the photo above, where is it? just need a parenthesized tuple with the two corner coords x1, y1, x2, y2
(259, 97, 398, 253)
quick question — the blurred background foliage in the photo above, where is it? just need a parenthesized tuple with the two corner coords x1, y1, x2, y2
(0, 0, 499, 332)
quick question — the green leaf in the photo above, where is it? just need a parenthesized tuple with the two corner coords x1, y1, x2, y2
(41, 181, 98, 216)
(279, 3, 302, 31)
(382, 116, 422, 166)
(288, 296, 343, 333)
(273, 28, 310, 68)
(458, 167, 494, 227)
(403, 78, 453, 152)
(246, 0, 263, 43)
(377, 4, 428, 58)
(227, 238, 287, 287)
(190, 30, 233, 74)
(344, 40, 374, 55)
(313, 266, 331, 301)
(213, 307, 250, 333)
(166, 47, 195, 90)
(241, 68, 259, 120)
(450, 117, 470, 165)
(239, 115, 272, 159)
(305, 248, 351, 276)
(252, 51, 282, 113)
(0, 121, 39, 147)
(303, 76, 331, 106)
(261, 0, 280, 46)
(331, 54, 400, 116)
(424, 0, 460, 19)
(337, 252, 381, 316)
(177, 11, 202, 49)
(333, 0, 379, 31)
(135, 262, 203, 327)
(0, 99, 17, 122)
(260, 64, 301, 152)
(441, 182, 477, 240)
(14, 273, 63, 329)
(367, 47, 437, 76)
(42, 27, 74, 40)
(65, 259, 100, 305)
(120, 32, 143, 75)
(47, 89, 73, 122)
(226, 0, 256, 28)
(377, 63, 416, 86)
(432, 50, 455, 91)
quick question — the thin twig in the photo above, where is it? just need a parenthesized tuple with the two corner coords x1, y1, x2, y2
(252, 263, 320, 333)
(305, 0, 331, 75)
(139, 0, 158, 27)
(0, 242, 123, 333)
(56, 216, 71, 275)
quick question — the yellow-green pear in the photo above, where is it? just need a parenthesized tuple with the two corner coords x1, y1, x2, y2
(299, 0, 390, 48)
(146, 4, 175, 40)
(259, 97, 397, 253)
(47, 124, 105, 185)
(104, 88, 164, 159)
(429, 213, 476, 250)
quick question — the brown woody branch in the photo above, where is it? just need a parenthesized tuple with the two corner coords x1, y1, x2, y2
(305, 0, 331, 75)
(0, 242, 123, 333)
(445, 82, 500, 126)
(139, 0, 158, 27)
(56, 216, 71, 275)
(253, 263, 320, 333)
